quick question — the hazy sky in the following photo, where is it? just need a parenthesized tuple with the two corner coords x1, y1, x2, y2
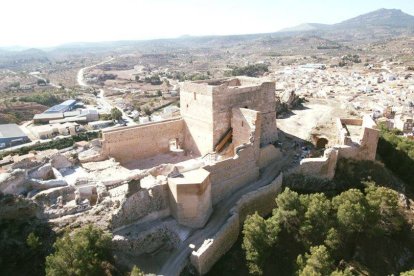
(1, 0, 413, 47)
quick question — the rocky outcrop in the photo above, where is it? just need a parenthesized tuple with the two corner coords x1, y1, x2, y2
(0, 169, 29, 195)
(0, 194, 41, 220)
(51, 153, 74, 169)
(275, 90, 303, 115)
(110, 175, 170, 229)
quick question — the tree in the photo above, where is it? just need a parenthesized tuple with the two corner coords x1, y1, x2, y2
(365, 185, 403, 235)
(45, 225, 114, 276)
(242, 212, 280, 275)
(273, 188, 305, 234)
(296, 245, 334, 276)
(37, 79, 47, 86)
(332, 189, 369, 234)
(130, 265, 145, 276)
(299, 193, 332, 247)
(110, 108, 122, 121)
(26, 232, 42, 250)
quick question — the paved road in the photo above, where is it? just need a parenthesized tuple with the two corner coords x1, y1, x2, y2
(158, 155, 291, 275)
(77, 58, 136, 126)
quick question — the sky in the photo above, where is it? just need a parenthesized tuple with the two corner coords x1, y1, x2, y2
(1, 0, 414, 48)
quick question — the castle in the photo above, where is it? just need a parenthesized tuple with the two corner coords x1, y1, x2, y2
(100, 77, 280, 228)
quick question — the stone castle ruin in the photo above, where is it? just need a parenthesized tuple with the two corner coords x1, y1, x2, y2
(295, 115, 379, 179)
(99, 77, 279, 228)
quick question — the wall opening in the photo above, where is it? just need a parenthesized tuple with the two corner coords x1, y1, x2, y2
(169, 138, 179, 151)
(316, 138, 329, 149)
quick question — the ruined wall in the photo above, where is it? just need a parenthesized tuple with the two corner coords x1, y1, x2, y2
(203, 145, 259, 204)
(110, 180, 170, 229)
(212, 79, 277, 148)
(258, 145, 282, 169)
(295, 148, 339, 179)
(359, 117, 380, 161)
(112, 220, 181, 256)
(190, 174, 283, 275)
(101, 118, 185, 164)
(336, 115, 379, 161)
(231, 108, 261, 149)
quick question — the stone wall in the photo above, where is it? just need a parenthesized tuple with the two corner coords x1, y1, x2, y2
(295, 148, 339, 179)
(211, 79, 277, 148)
(190, 174, 283, 275)
(101, 118, 185, 164)
(111, 178, 170, 229)
(258, 145, 282, 169)
(180, 77, 278, 155)
(203, 145, 260, 204)
(168, 168, 212, 228)
(180, 82, 214, 155)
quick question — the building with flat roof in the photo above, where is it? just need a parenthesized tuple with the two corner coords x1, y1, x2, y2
(0, 124, 30, 149)
(44, 99, 77, 114)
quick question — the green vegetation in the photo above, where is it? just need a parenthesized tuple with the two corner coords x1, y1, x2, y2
(110, 107, 123, 121)
(240, 184, 408, 275)
(20, 93, 62, 106)
(46, 225, 115, 276)
(19, 90, 79, 107)
(130, 266, 145, 276)
(377, 125, 414, 191)
(226, 64, 269, 77)
(142, 74, 162, 85)
(0, 131, 100, 159)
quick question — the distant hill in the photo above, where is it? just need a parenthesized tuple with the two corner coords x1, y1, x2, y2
(277, 8, 414, 41)
(279, 23, 328, 33)
(335, 8, 414, 29)
(1, 8, 413, 66)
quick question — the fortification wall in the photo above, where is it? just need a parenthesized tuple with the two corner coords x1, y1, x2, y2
(190, 174, 283, 275)
(203, 145, 259, 204)
(295, 148, 339, 179)
(258, 145, 282, 169)
(101, 118, 185, 163)
(168, 168, 212, 228)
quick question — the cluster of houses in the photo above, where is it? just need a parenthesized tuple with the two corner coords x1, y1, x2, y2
(274, 64, 414, 136)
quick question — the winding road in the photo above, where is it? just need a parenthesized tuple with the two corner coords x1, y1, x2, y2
(159, 155, 291, 275)
(76, 58, 136, 126)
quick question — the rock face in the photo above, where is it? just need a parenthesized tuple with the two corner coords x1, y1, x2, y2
(0, 194, 41, 220)
(51, 153, 73, 169)
(0, 169, 29, 195)
(29, 164, 54, 180)
(111, 176, 170, 229)
(276, 90, 303, 115)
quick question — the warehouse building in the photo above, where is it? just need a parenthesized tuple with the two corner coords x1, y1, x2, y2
(0, 124, 30, 149)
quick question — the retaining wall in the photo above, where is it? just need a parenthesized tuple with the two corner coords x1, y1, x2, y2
(190, 173, 283, 274)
